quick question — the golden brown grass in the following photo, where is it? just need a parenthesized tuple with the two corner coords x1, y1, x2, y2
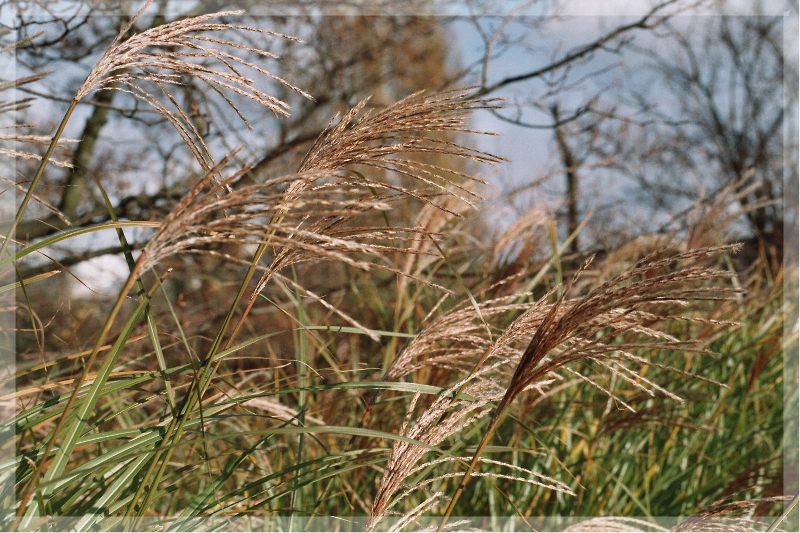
(6, 5, 791, 531)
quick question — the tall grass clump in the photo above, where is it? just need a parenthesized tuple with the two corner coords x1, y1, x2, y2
(5, 3, 792, 532)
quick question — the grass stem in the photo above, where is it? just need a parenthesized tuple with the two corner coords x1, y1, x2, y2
(14, 251, 145, 527)
(438, 399, 509, 531)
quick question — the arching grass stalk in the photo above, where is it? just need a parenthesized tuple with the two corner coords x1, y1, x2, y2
(93, 174, 176, 412)
(13, 250, 149, 527)
(437, 397, 511, 530)
(127, 230, 280, 528)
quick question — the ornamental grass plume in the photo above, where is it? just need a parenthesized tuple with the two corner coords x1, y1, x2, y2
(74, 0, 310, 171)
(563, 517, 670, 532)
(437, 245, 742, 528)
(368, 364, 573, 532)
(673, 496, 794, 532)
(385, 289, 537, 380)
(3, 0, 310, 261)
(224, 88, 505, 343)
(144, 88, 504, 302)
(0, 39, 74, 171)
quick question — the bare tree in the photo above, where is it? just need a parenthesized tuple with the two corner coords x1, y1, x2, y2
(551, 104, 581, 253)
(620, 10, 791, 248)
